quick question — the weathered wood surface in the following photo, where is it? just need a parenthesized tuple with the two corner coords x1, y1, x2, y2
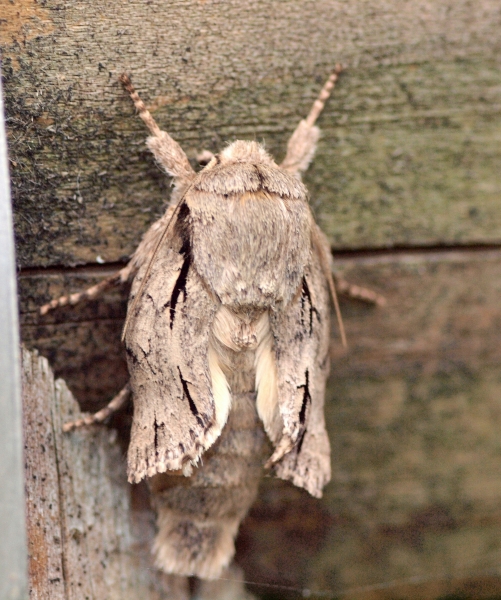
(22, 346, 191, 600)
(22, 346, 256, 599)
(2, 0, 501, 267)
(19, 248, 501, 404)
(240, 355, 501, 599)
(20, 249, 501, 598)
(7, 0, 501, 598)
(20, 266, 129, 410)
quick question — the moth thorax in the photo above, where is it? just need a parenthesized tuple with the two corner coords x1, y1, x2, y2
(219, 140, 275, 165)
(212, 305, 267, 353)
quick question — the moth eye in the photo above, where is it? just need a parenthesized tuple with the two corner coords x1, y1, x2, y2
(197, 150, 215, 167)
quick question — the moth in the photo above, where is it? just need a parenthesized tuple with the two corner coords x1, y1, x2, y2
(41, 66, 381, 581)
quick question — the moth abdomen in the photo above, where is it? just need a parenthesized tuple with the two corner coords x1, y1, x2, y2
(149, 389, 268, 578)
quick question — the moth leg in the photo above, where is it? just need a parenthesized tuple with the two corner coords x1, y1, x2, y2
(334, 274, 387, 307)
(39, 269, 125, 316)
(280, 64, 343, 177)
(120, 73, 195, 202)
(63, 383, 131, 432)
(192, 563, 257, 600)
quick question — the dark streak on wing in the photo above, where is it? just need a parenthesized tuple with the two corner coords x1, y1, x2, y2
(177, 367, 204, 428)
(296, 428, 307, 455)
(170, 202, 192, 329)
(154, 420, 164, 455)
(300, 277, 321, 335)
(143, 354, 158, 376)
(297, 369, 312, 426)
(294, 369, 312, 456)
(254, 164, 265, 188)
(170, 249, 191, 328)
(126, 346, 139, 365)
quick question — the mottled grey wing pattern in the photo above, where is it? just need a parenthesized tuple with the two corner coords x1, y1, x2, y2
(270, 235, 332, 498)
(125, 209, 218, 483)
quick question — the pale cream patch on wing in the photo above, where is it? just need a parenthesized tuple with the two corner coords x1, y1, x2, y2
(210, 306, 282, 446)
(207, 339, 232, 448)
(254, 312, 282, 444)
(211, 305, 242, 352)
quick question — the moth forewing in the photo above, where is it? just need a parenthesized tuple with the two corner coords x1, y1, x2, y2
(270, 230, 332, 497)
(118, 73, 342, 575)
(124, 212, 220, 482)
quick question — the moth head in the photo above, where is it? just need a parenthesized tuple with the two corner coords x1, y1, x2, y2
(194, 139, 307, 199)
(206, 140, 276, 169)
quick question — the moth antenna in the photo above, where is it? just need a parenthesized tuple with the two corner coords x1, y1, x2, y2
(305, 63, 343, 128)
(121, 194, 187, 340)
(312, 224, 347, 348)
(280, 64, 343, 177)
(120, 73, 162, 137)
(120, 73, 195, 203)
(63, 383, 131, 432)
(306, 65, 346, 347)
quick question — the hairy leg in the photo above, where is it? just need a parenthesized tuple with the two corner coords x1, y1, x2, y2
(39, 270, 124, 316)
(63, 383, 131, 432)
(334, 275, 386, 307)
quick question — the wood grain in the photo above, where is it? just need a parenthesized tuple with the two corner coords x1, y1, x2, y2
(3, 0, 501, 267)
(9, 1, 501, 597)
(19, 250, 501, 598)
(22, 346, 189, 600)
(20, 248, 501, 404)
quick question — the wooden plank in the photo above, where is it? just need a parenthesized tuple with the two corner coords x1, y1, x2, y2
(235, 250, 501, 599)
(2, 0, 501, 267)
(330, 248, 501, 375)
(20, 267, 128, 410)
(19, 249, 501, 402)
(239, 360, 501, 599)
(19, 249, 501, 598)
(23, 349, 67, 600)
(10, 3, 501, 595)
(21, 347, 189, 600)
